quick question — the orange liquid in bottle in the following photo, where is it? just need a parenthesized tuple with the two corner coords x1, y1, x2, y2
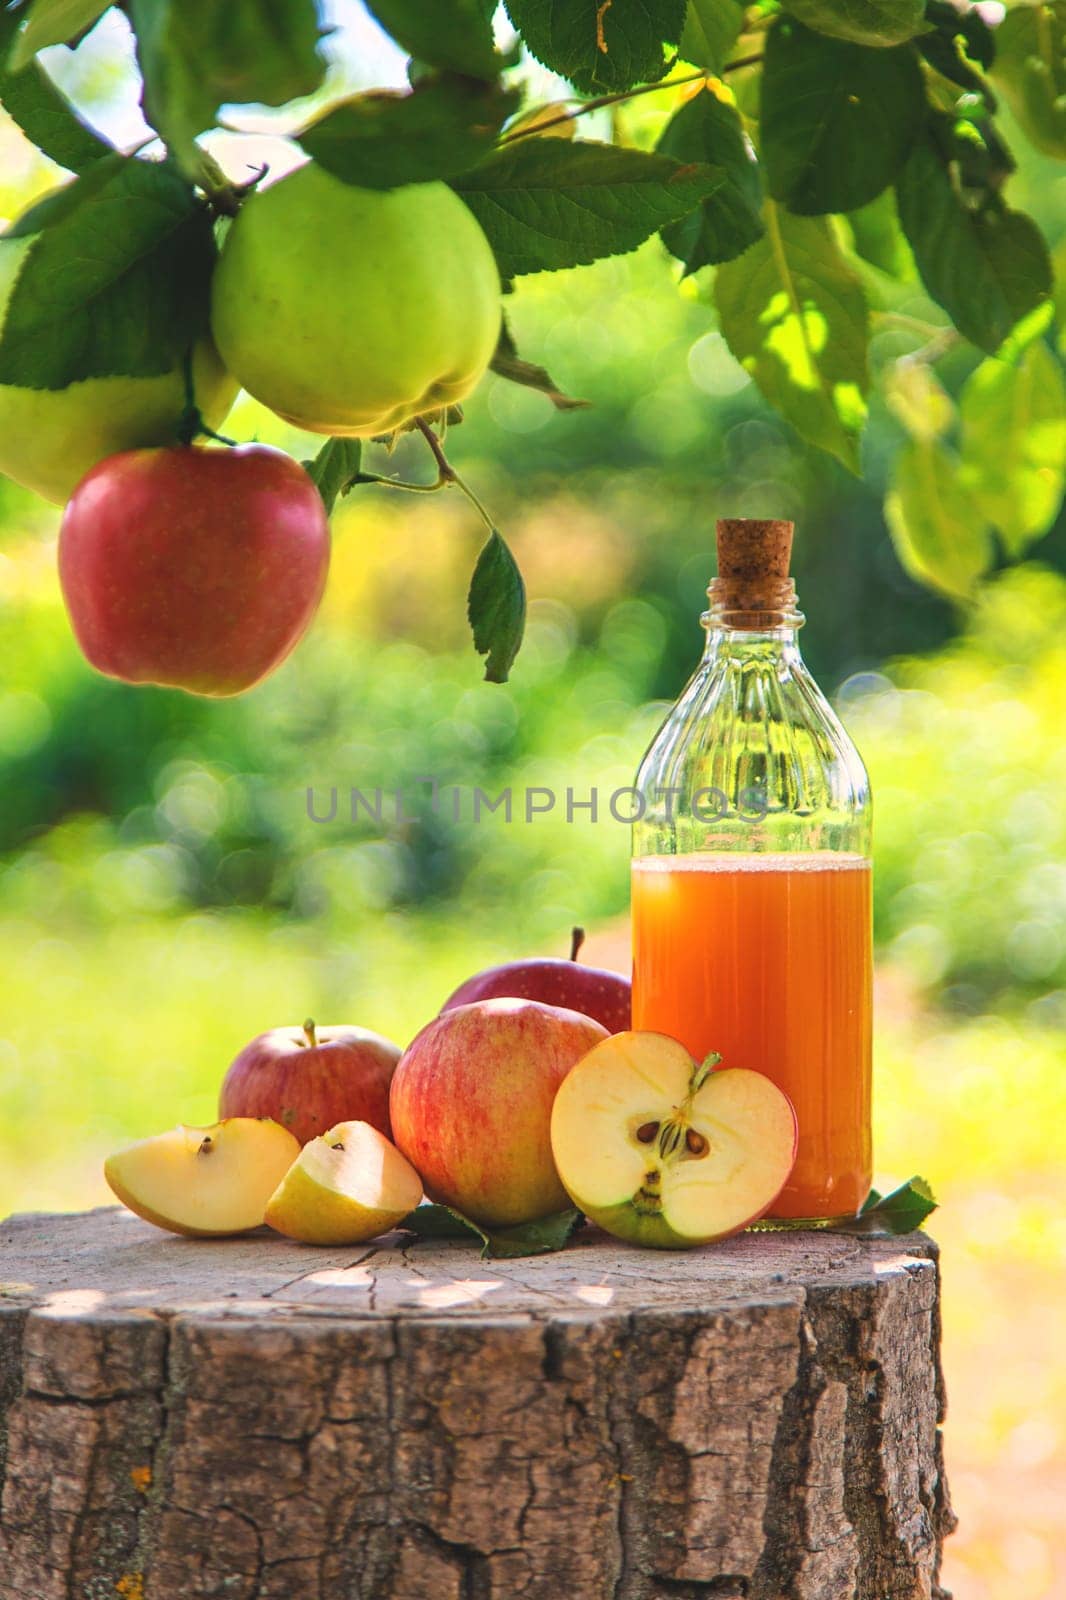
(631, 852, 872, 1221)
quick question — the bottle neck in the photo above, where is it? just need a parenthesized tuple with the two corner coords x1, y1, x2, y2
(700, 602, 806, 662)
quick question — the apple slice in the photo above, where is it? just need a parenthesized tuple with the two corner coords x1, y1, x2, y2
(550, 1032, 797, 1249)
(265, 1120, 423, 1246)
(104, 1118, 301, 1238)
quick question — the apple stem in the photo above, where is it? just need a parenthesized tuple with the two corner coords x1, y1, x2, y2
(414, 418, 497, 535)
(569, 927, 586, 962)
(302, 1019, 317, 1048)
(177, 349, 239, 449)
(688, 1052, 722, 1099)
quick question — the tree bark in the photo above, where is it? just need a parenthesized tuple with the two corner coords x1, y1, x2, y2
(0, 1207, 954, 1600)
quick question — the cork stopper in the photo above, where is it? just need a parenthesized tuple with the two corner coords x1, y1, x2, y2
(707, 517, 798, 627)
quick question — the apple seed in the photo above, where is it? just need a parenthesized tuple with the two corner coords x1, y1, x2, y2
(635, 1121, 660, 1144)
(685, 1129, 709, 1157)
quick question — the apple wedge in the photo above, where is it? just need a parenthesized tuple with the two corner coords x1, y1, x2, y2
(265, 1120, 423, 1246)
(104, 1118, 300, 1238)
(551, 1032, 797, 1249)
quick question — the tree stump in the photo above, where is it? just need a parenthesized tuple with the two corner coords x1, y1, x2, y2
(0, 1207, 954, 1600)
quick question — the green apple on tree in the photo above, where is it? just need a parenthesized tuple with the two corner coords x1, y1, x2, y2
(104, 1117, 300, 1238)
(211, 162, 502, 438)
(0, 230, 236, 506)
(265, 1119, 423, 1246)
(551, 1032, 798, 1249)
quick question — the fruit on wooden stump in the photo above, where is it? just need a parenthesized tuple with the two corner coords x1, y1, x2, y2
(441, 927, 631, 1033)
(551, 1032, 797, 1249)
(389, 997, 608, 1228)
(264, 1119, 423, 1245)
(0, 226, 237, 505)
(220, 1019, 401, 1146)
(104, 1118, 300, 1238)
(58, 443, 330, 696)
(210, 162, 501, 437)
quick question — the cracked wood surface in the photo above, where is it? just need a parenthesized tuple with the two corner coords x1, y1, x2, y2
(0, 1207, 954, 1600)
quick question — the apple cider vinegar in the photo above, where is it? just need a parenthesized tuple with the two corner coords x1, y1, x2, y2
(632, 854, 871, 1220)
(631, 519, 873, 1223)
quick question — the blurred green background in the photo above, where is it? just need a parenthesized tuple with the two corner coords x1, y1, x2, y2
(2, 8, 1066, 1597)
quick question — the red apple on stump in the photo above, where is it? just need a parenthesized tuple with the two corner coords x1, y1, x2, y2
(390, 997, 608, 1228)
(220, 1019, 401, 1146)
(58, 443, 330, 696)
(440, 927, 630, 1034)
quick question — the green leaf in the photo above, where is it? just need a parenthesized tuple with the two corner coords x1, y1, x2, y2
(0, 10, 113, 171)
(884, 361, 954, 444)
(129, 0, 326, 170)
(678, 0, 743, 72)
(505, 0, 686, 93)
(991, 2, 1066, 161)
(303, 439, 364, 516)
(468, 528, 527, 683)
(714, 204, 869, 472)
(924, 0, 996, 72)
(885, 439, 993, 597)
(0, 155, 217, 389)
(6, 0, 111, 70)
(779, 0, 926, 47)
(762, 18, 924, 216)
(490, 317, 589, 410)
(828, 1176, 938, 1235)
(959, 341, 1066, 556)
(917, 28, 995, 110)
(296, 76, 519, 190)
(657, 86, 762, 270)
(400, 1202, 585, 1258)
(367, 0, 507, 81)
(895, 134, 1053, 355)
(846, 189, 914, 280)
(453, 138, 725, 279)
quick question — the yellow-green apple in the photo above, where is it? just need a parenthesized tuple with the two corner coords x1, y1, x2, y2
(551, 1032, 797, 1249)
(210, 162, 500, 436)
(219, 1019, 401, 1146)
(441, 927, 631, 1033)
(0, 228, 236, 506)
(390, 998, 608, 1228)
(104, 1118, 300, 1238)
(265, 1119, 423, 1245)
(58, 443, 330, 696)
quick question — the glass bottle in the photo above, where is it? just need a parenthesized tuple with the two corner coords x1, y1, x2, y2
(631, 518, 872, 1223)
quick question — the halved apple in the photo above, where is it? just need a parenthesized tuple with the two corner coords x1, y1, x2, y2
(104, 1118, 300, 1238)
(550, 1032, 797, 1249)
(264, 1119, 423, 1245)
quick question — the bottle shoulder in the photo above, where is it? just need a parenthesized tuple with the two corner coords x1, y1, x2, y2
(634, 646, 870, 853)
